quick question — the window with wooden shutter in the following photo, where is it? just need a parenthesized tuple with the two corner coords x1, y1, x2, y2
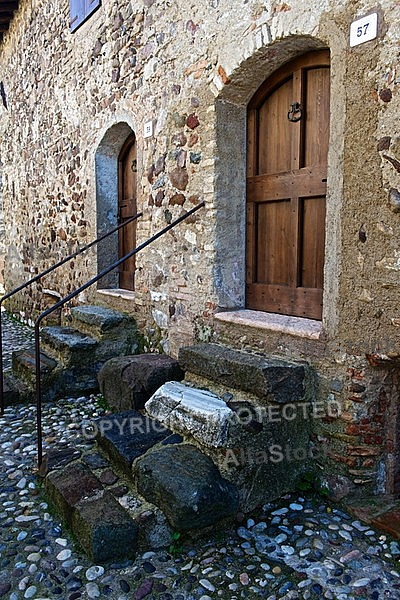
(70, 0, 101, 32)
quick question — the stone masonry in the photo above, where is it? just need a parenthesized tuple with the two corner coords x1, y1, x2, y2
(1, 0, 400, 502)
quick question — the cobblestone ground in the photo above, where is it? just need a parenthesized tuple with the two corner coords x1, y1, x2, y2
(0, 313, 400, 600)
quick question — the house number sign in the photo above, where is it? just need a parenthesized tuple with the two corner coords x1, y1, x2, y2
(350, 13, 378, 47)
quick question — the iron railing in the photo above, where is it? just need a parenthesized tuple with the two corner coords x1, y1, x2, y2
(34, 202, 204, 466)
(0, 212, 142, 414)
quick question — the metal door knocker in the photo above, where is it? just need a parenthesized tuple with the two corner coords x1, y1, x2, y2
(287, 102, 302, 122)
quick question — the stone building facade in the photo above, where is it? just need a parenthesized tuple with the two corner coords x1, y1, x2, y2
(1, 0, 400, 501)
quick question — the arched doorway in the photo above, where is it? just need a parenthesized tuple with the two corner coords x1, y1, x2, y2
(246, 50, 330, 320)
(95, 122, 137, 290)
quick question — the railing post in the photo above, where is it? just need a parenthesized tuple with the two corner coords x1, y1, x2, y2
(0, 313, 4, 415)
(34, 320, 43, 467)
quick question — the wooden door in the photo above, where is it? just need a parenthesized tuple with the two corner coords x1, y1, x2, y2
(246, 51, 330, 320)
(118, 134, 137, 290)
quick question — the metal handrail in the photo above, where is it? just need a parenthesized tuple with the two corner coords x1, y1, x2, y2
(35, 202, 205, 466)
(0, 212, 142, 414)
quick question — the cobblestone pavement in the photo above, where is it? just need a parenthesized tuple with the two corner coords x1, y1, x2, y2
(0, 312, 400, 600)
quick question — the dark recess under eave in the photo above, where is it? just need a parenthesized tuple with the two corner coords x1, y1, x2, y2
(0, 0, 19, 42)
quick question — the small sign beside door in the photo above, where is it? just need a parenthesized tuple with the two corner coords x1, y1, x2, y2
(350, 13, 378, 47)
(144, 121, 153, 138)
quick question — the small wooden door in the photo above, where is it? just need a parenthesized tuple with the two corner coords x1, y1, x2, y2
(118, 134, 137, 290)
(246, 50, 330, 320)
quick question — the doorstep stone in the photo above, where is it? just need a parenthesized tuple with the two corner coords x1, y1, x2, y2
(145, 381, 234, 447)
(134, 443, 239, 530)
(72, 491, 138, 563)
(179, 343, 307, 403)
(98, 353, 184, 411)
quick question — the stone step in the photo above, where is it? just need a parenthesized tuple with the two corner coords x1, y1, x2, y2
(12, 345, 57, 388)
(2, 371, 30, 404)
(43, 458, 148, 563)
(93, 409, 182, 478)
(41, 326, 98, 366)
(133, 443, 239, 531)
(98, 353, 184, 412)
(145, 381, 235, 448)
(68, 305, 139, 361)
(41, 449, 174, 557)
(11, 342, 99, 401)
(144, 381, 314, 513)
(93, 408, 240, 529)
(42, 415, 241, 561)
(179, 343, 308, 404)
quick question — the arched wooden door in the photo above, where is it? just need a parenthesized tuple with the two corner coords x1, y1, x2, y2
(246, 50, 330, 320)
(118, 134, 137, 290)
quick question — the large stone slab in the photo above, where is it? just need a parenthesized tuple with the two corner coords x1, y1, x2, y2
(72, 491, 138, 563)
(45, 463, 103, 524)
(179, 343, 307, 403)
(145, 381, 234, 447)
(94, 409, 179, 477)
(98, 353, 184, 411)
(134, 444, 239, 530)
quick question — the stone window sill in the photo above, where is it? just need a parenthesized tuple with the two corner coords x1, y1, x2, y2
(214, 309, 322, 340)
(97, 288, 136, 300)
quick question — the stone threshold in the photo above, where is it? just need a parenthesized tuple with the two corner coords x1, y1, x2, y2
(214, 310, 322, 340)
(97, 288, 136, 300)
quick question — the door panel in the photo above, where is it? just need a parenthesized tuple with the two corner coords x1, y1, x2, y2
(258, 78, 293, 175)
(303, 67, 330, 168)
(256, 200, 291, 285)
(300, 196, 326, 289)
(246, 50, 330, 320)
(118, 135, 137, 291)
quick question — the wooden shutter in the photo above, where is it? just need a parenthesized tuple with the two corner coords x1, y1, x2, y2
(70, 0, 101, 32)
(246, 51, 330, 320)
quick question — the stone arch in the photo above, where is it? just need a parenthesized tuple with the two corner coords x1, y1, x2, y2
(95, 121, 135, 288)
(213, 36, 330, 312)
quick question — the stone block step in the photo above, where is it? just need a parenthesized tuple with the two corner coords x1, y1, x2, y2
(45, 462, 138, 563)
(134, 443, 239, 531)
(94, 409, 182, 478)
(68, 305, 139, 358)
(145, 381, 235, 448)
(41, 326, 97, 365)
(179, 343, 307, 403)
(144, 380, 314, 513)
(70, 305, 129, 335)
(11, 341, 99, 401)
(12, 345, 57, 388)
(42, 437, 240, 562)
(67, 305, 140, 364)
(98, 353, 184, 411)
(2, 371, 30, 404)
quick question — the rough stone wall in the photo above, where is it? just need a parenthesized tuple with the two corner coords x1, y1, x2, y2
(1, 0, 400, 498)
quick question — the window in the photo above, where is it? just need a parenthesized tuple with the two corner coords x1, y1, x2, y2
(70, 0, 101, 32)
